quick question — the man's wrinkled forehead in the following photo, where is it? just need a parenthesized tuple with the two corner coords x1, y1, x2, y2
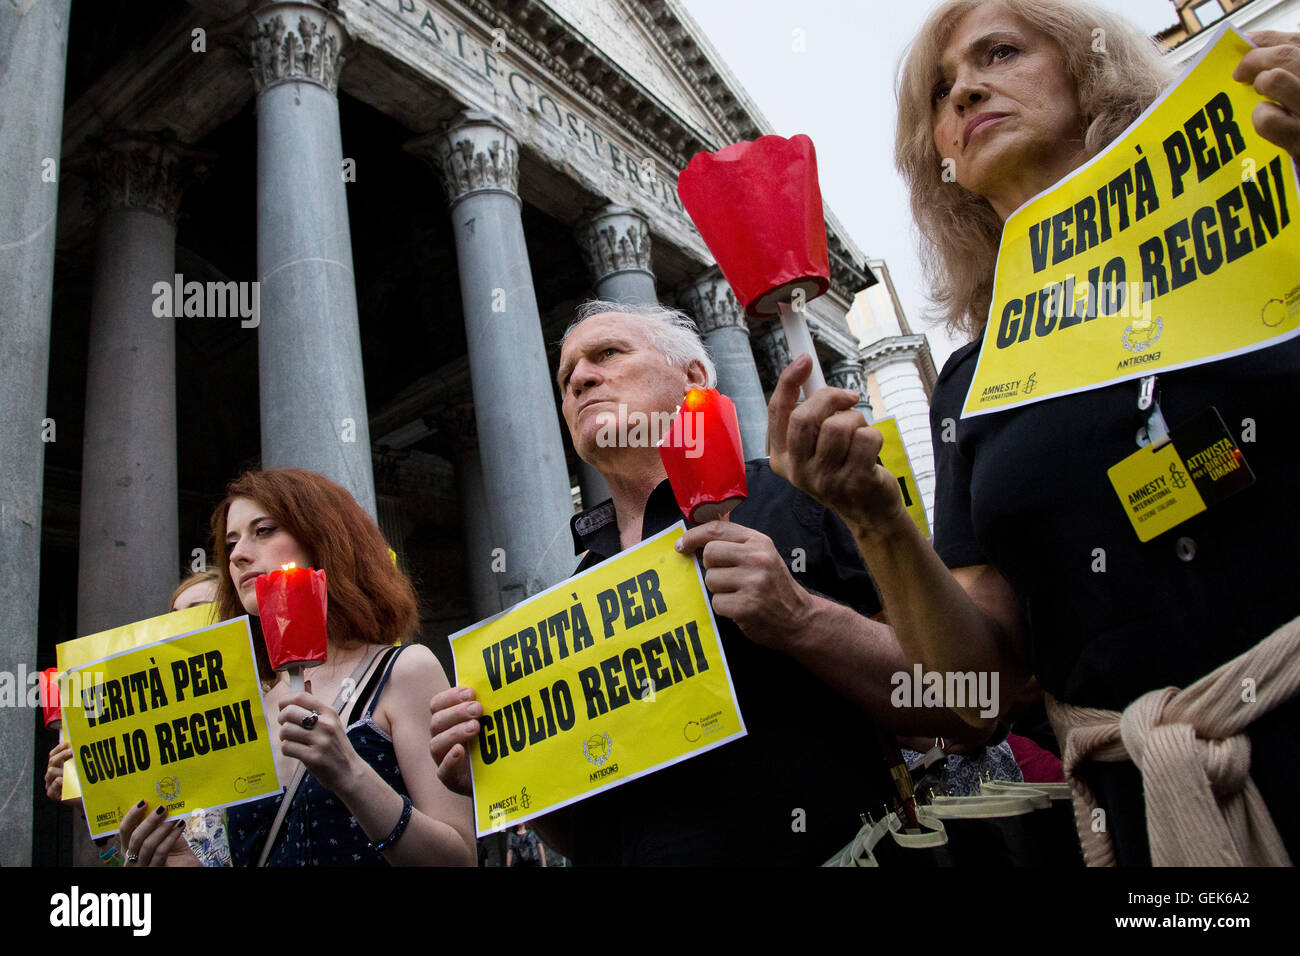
(557, 312, 650, 381)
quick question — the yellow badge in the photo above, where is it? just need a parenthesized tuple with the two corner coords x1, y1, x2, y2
(1108, 441, 1208, 542)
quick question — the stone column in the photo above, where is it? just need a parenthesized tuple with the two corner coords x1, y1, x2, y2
(679, 267, 769, 459)
(0, 0, 71, 869)
(827, 358, 874, 421)
(575, 204, 656, 305)
(573, 204, 656, 506)
(248, 1, 376, 517)
(77, 134, 193, 638)
(407, 111, 574, 600)
(448, 409, 504, 620)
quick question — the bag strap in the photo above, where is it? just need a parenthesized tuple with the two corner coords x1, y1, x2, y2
(256, 646, 390, 867)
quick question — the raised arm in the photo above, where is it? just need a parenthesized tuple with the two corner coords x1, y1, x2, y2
(675, 517, 991, 740)
(765, 354, 1031, 727)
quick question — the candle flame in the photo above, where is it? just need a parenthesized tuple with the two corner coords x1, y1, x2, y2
(282, 562, 296, 571)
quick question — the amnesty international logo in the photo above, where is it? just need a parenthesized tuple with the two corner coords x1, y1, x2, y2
(1169, 461, 1189, 490)
(582, 732, 613, 767)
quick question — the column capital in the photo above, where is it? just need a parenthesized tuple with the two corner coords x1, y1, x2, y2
(680, 265, 746, 336)
(575, 204, 652, 286)
(752, 320, 793, 394)
(826, 358, 867, 394)
(91, 132, 210, 223)
(406, 111, 521, 206)
(248, 1, 348, 96)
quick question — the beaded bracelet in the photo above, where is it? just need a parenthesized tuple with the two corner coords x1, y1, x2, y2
(369, 795, 413, 853)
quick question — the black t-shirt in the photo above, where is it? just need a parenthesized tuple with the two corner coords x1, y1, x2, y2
(549, 459, 891, 866)
(930, 334, 1300, 863)
(931, 334, 1300, 710)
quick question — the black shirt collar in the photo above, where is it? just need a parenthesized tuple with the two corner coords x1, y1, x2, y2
(569, 477, 684, 562)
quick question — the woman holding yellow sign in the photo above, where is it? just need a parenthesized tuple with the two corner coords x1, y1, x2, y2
(770, 0, 1300, 866)
(119, 469, 475, 866)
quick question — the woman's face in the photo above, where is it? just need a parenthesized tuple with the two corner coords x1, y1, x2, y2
(930, 4, 1087, 219)
(172, 579, 217, 612)
(225, 497, 312, 616)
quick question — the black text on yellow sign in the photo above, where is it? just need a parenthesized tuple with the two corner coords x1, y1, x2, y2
(60, 617, 281, 838)
(451, 524, 745, 835)
(74, 650, 261, 783)
(965, 27, 1300, 417)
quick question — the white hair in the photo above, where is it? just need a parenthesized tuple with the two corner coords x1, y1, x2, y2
(561, 300, 718, 388)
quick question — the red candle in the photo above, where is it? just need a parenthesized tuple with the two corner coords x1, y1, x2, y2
(676, 134, 830, 318)
(40, 667, 61, 730)
(255, 563, 329, 672)
(658, 388, 748, 523)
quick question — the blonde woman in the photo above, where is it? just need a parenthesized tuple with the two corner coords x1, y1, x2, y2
(770, 0, 1300, 865)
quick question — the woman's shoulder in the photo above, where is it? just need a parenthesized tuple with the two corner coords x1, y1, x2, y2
(384, 642, 449, 696)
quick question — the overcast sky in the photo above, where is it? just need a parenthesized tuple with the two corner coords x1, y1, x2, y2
(676, 0, 1186, 371)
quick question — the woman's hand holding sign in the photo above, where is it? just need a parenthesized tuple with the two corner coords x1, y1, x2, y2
(44, 742, 73, 803)
(766, 354, 909, 540)
(1236, 32, 1300, 160)
(118, 801, 199, 867)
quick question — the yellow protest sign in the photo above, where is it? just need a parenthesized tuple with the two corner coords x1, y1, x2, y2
(450, 523, 745, 836)
(964, 26, 1300, 418)
(873, 415, 930, 538)
(59, 616, 281, 838)
(56, 603, 217, 802)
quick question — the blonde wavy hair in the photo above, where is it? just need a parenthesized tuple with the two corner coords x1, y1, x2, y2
(895, 0, 1174, 339)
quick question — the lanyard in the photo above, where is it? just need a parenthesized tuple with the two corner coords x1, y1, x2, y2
(1137, 375, 1171, 448)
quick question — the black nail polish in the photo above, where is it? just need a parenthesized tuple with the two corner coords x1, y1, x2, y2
(136, 800, 145, 808)
(154, 805, 165, 815)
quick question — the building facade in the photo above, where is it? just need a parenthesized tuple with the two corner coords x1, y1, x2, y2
(0, 0, 878, 865)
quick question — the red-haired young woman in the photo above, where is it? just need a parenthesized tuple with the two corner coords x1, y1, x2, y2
(119, 469, 475, 867)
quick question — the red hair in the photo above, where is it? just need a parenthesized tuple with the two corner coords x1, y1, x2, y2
(210, 469, 418, 677)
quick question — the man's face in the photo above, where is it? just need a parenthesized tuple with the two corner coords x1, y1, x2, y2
(556, 313, 703, 465)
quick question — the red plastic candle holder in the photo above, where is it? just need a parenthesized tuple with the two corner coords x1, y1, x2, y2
(255, 564, 328, 671)
(677, 133, 830, 318)
(658, 388, 748, 523)
(40, 668, 61, 730)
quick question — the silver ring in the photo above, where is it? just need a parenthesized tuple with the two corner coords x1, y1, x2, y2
(126, 853, 139, 864)
(301, 710, 319, 730)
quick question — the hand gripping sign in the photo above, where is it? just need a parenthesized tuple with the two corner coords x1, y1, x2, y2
(963, 27, 1300, 418)
(450, 524, 746, 836)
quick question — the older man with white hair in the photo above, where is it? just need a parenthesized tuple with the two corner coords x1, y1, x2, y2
(431, 301, 988, 865)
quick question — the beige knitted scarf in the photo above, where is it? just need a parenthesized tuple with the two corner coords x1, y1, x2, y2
(1044, 614, 1300, 866)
